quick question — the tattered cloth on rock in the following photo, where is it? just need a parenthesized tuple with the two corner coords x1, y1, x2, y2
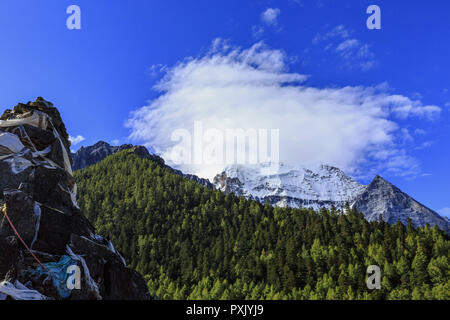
(31, 254, 78, 299)
(0, 280, 49, 300)
(0, 97, 151, 300)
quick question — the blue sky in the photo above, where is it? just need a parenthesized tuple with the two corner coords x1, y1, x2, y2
(0, 0, 449, 216)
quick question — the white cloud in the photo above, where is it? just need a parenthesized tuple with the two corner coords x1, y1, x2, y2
(126, 39, 441, 180)
(438, 207, 450, 218)
(252, 25, 264, 39)
(290, 0, 303, 6)
(336, 39, 360, 52)
(400, 128, 414, 144)
(149, 64, 167, 77)
(253, 8, 281, 40)
(261, 8, 280, 26)
(111, 139, 120, 146)
(414, 128, 426, 135)
(69, 135, 85, 146)
(415, 141, 434, 150)
(313, 25, 376, 71)
(313, 25, 350, 44)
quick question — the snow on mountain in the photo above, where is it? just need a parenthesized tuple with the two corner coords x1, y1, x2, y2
(213, 163, 366, 210)
(213, 162, 450, 234)
(76, 143, 450, 234)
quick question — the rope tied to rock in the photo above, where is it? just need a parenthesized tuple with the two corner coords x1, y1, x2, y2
(1, 203, 52, 275)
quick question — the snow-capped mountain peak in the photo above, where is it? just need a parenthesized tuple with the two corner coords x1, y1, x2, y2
(214, 163, 366, 209)
(213, 163, 450, 234)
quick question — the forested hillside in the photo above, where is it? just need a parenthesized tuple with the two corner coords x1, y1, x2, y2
(74, 149, 450, 300)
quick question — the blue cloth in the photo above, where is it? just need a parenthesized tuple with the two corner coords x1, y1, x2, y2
(32, 255, 78, 299)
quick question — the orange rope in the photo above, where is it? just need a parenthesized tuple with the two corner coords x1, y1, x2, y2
(2, 204, 51, 274)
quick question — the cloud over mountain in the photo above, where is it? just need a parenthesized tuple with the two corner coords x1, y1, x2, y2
(126, 39, 440, 180)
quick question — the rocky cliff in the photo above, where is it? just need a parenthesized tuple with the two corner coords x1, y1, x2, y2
(352, 175, 450, 234)
(71, 141, 136, 171)
(0, 98, 151, 300)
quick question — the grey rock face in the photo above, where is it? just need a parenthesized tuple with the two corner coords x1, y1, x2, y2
(176, 172, 214, 189)
(352, 175, 450, 234)
(0, 98, 151, 300)
(71, 141, 134, 171)
(213, 172, 244, 195)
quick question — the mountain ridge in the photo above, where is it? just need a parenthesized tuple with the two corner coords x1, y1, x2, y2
(352, 175, 450, 233)
(213, 163, 365, 209)
(214, 163, 450, 234)
(72, 141, 213, 188)
(73, 142, 450, 234)
(73, 146, 450, 300)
